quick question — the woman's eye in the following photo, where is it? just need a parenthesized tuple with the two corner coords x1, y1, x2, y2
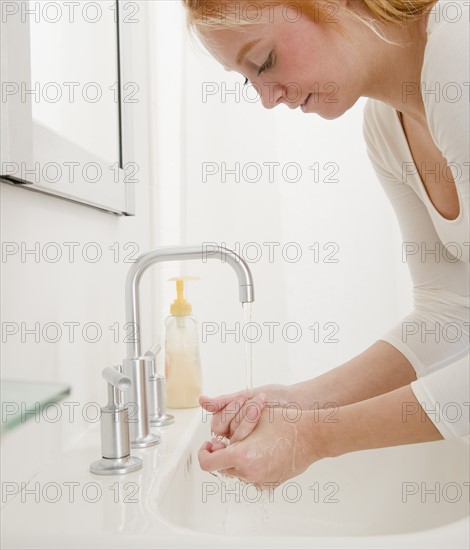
(257, 53, 273, 76)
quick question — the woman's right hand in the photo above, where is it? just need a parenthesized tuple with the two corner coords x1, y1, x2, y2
(199, 384, 291, 440)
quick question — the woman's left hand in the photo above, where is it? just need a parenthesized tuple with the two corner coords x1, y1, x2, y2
(198, 406, 326, 487)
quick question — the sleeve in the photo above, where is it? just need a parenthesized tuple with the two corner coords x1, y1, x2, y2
(362, 98, 469, 439)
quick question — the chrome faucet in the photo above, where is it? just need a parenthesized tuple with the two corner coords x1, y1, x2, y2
(121, 245, 255, 448)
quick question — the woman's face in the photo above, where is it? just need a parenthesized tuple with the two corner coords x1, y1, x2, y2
(200, 3, 367, 119)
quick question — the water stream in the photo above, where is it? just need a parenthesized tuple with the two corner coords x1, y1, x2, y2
(242, 302, 254, 399)
(210, 302, 273, 533)
(215, 303, 272, 533)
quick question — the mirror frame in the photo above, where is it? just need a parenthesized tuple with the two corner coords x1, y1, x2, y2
(0, 0, 136, 215)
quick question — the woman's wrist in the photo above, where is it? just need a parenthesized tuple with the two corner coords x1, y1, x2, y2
(314, 407, 345, 459)
(286, 378, 341, 410)
(248, 383, 297, 407)
(297, 408, 336, 465)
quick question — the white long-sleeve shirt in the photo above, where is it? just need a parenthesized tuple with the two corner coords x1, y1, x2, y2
(362, 0, 469, 438)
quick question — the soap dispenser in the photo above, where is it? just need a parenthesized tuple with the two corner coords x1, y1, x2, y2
(165, 276, 203, 408)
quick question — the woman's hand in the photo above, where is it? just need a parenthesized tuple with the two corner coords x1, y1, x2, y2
(198, 406, 325, 488)
(199, 384, 291, 440)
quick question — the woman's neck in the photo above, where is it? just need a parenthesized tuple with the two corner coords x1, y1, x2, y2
(362, 3, 435, 124)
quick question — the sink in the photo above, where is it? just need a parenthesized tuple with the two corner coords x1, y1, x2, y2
(1, 408, 469, 548)
(155, 420, 470, 538)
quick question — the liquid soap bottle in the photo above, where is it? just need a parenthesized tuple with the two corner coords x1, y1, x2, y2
(164, 276, 203, 408)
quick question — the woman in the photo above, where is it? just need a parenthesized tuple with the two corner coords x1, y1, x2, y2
(181, 0, 469, 486)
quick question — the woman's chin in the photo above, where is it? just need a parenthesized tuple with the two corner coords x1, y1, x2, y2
(316, 111, 344, 120)
(309, 100, 353, 120)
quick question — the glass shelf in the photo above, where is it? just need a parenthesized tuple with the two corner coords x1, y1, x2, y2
(0, 379, 71, 434)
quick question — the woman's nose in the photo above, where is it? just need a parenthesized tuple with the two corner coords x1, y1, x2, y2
(258, 82, 285, 110)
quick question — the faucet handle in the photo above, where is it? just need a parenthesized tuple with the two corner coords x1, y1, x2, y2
(102, 366, 131, 391)
(145, 343, 162, 359)
(144, 343, 161, 379)
(102, 367, 131, 409)
(90, 366, 143, 476)
(145, 343, 175, 428)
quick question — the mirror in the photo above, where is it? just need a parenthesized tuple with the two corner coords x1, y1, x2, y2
(30, 0, 121, 164)
(0, 0, 136, 215)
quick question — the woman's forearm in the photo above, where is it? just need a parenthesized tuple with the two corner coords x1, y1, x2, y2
(316, 385, 443, 459)
(289, 340, 418, 409)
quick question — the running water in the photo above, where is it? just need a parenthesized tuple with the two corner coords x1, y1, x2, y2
(260, 488, 272, 524)
(212, 302, 273, 532)
(242, 302, 254, 399)
(213, 472, 272, 534)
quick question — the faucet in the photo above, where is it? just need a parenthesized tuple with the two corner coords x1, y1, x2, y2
(121, 244, 255, 448)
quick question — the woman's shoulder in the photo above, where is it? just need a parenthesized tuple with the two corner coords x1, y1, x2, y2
(421, 2, 469, 182)
(363, 2, 469, 177)
(421, 1, 469, 100)
(425, 0, 469, 41)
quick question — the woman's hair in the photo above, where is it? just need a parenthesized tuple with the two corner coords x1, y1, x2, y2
(181, 0, 436, 45)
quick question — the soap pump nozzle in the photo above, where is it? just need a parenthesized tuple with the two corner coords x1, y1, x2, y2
(169, 276, 199, 316)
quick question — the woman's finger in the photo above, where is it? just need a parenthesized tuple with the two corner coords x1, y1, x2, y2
(199, 391, 248, 413)
(198, 441, 238, 472)
(211, 396, 246, 436)
(210, 437, 227, 452)
(230, 393, 267, 444)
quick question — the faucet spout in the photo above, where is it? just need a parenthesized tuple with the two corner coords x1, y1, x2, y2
(125, 245, 254, 359)
(122, 244, 254, 447)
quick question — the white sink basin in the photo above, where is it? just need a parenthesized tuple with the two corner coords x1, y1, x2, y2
(156, 420, 470, 538)
(2, 409, 469, 549)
